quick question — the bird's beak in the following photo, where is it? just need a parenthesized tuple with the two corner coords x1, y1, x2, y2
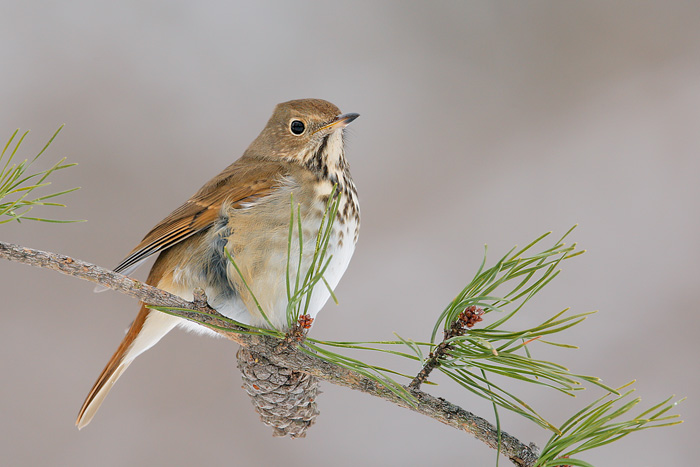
(315, 113, 360, 134)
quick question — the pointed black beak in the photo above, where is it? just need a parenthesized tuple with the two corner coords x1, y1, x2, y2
(336, 113, 360, 126)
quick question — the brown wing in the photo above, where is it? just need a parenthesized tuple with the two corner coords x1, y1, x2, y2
(113, 158, 286, 274)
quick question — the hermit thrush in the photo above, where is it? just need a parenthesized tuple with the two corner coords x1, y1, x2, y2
(76, 99, 360, 429)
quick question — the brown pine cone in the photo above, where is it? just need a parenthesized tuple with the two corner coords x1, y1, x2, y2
(236, 346, 320, 438)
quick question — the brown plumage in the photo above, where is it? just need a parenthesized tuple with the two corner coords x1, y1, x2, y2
(76, 99, 360, 429)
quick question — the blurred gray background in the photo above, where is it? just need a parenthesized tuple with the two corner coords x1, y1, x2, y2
(1, 1, 698, 466)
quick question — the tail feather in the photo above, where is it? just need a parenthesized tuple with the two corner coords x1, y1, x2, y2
(76, 360, 132, 430)
(76, 305, 179, 429)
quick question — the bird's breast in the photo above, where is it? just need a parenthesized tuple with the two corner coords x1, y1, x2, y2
(187, 177, 358, 330)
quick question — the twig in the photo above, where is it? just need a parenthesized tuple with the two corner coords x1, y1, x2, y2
(0, 240, 541, 466)
(409, 305, 484, 390)
(409, 339, 450, 391)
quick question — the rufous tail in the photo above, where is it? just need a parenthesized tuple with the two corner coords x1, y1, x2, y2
(75, 305, 179, 429)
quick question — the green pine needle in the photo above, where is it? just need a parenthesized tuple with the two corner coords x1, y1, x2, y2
(535, 383, 683, 466)
(0, 126, 83, 224)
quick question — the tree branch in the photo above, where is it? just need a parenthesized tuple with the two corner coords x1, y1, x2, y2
(0, 240, 541, 466)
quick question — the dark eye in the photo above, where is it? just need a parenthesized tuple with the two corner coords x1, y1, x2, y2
(290, 120, 305, 135)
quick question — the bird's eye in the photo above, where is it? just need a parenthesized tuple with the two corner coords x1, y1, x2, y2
(290, 120, 305, 135)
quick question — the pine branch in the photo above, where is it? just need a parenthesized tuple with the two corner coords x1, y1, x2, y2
(0, 240, 541, 466)
(2, 129, 683, 466)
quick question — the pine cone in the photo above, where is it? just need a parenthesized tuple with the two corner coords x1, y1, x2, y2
(236, 346, 320, 438)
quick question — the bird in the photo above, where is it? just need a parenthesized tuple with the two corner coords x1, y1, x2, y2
(76, 98, 360, 429)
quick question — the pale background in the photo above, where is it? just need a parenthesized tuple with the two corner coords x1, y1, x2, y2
(1, 2, 698, 466)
